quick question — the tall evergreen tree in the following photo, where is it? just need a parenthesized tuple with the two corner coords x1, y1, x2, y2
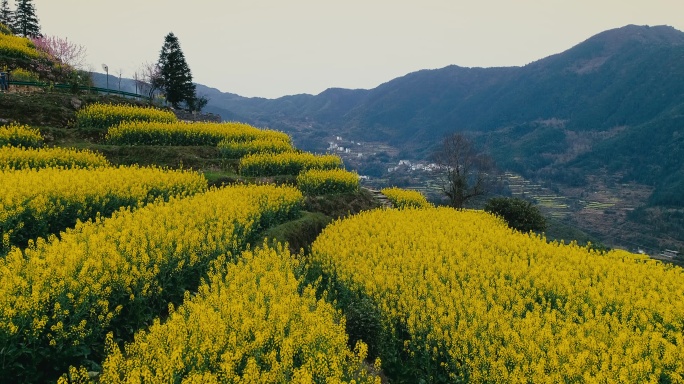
(157, 32, 196, 109)
(13, 0, 41, 38)
(0, 0, 13, 31)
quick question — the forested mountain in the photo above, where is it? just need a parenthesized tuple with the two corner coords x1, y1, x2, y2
(197, 24, 684, 249)
(93, 24, 684, 249)
(204, 25, 684, 146)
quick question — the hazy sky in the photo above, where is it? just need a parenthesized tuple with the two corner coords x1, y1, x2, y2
(30, 0, 684, 98)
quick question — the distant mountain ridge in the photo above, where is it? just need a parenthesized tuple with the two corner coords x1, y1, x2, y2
(196, 24, 684, 249)
(92, 25, 684, 248)
(201, 24, 684, 185)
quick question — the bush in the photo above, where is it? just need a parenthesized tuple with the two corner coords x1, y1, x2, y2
(9, 68, 40, 82)
(297, 168, 359, 195)
(484, 196, 547, 233)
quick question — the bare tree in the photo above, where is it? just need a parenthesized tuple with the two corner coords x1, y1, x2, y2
(433, 133, 496, 209)
(136, 62, 163, 103)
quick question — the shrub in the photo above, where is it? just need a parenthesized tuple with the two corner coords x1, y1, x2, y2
(484, 196, 547, 233)
(297, 168, 359, 195)
(9, 67, 40, 82)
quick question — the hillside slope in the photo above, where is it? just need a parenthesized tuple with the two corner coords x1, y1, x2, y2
(198, 24, 684, 250)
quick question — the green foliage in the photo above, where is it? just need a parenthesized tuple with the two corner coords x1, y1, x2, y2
(0, 0, 13, 32)
(13, 0, 40, 38)
(484, 196, 547, 233)
(7, 66, 37, 81)
(157, 32, 196, 109)
(0, 22, 11, 35)
(303, 188, 381, 219)
(258, 211, 332, 254)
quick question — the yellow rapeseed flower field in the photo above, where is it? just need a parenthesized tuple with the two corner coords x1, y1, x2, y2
(218, 137, 294, 158)
(76, 103, 177, 129)
(0, 33, 42, 60)
(0, 185, 303, 382)
(0, 166, 206, 254)
(381, 187, 433, 208)
(0, 145, 110, 170)
(0, 123, 43, 148)
(87, 244, 380, 384)
(311, 207, 684, 383)
(106, 121, 290, 146)
(240, 152, 343, 177)
(297, 168, 360, 195)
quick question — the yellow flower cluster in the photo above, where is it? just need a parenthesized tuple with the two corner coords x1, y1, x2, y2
(218, 137, 294, 159)
(106, 121, 290, 146)
(0, 33, 42, 59)
(75, 103, 177, 129)
(0, 185, 303, 382)
(0, 123, 43, 148)
(297, 168, 360, 195)
(7, 67, 40, 82)
(240, 152, 343, 177)
(381, 187, 433, 208)
(91, 244, 379, 384)
(311, 208, 684, 383)
(0, 166, 206, 254)
(0, 145, 110, 170)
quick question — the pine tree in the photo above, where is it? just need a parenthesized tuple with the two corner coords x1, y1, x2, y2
(14, 0, 41, 38)
(0, 0, 13, 31)
(157, 32, 196, 109)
